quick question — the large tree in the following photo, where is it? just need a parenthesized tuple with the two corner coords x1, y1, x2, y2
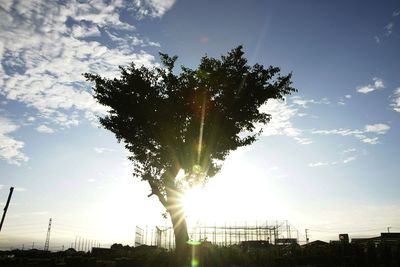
(84, 46, 296, 261)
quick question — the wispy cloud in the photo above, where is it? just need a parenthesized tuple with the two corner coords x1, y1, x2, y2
(342, 148, 356, 154)
(0, 117, 28, 165)
(391, 88, 400, 112)
(343, 156, 357, 164)
(0, 0, 161, 132)
(308, 157, 356, 167)
(312, 123, 390, 145)
(94, 147, 114, 154)
(36, 125, 55, 134)
(133, 0, 177, 18)
(375, 10, 399, 42)
(384, 22, 394, 36)
(14, 187, 27, 192)
(308, 148, 359, 167)
(291, 96, 330, 108)
(364, 123, 390, 134)
(356, 77, 385, 94)
(308, 162, 329, 167)
(260, 99, 312, 145)
(337, 94, 352, 106)
(71, 24, 101, 39)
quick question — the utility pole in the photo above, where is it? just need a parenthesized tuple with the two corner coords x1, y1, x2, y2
(305, 229, 309, 244)
(387, 227, 391, 233)
(0, 187, 14, 233)
(44, 218, 52, 251)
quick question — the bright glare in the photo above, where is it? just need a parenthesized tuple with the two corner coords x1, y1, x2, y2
(182, 186, 209, 222)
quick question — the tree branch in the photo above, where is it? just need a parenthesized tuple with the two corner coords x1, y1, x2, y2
(147, 179, 168, 208)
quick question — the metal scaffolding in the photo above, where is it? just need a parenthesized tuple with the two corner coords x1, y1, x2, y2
(135, 220, 300, 250)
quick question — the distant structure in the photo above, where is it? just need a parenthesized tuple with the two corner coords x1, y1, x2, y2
(0, 187, 14, 233)
(135, 226, 144, 247)
(44, 218, 52, 251)
(339, 233, 349, 243)
(351, 232, 400, 246)
(136, 221, 301, 250)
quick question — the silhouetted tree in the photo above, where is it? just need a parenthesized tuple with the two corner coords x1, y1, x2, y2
(84, 46, 296, 263)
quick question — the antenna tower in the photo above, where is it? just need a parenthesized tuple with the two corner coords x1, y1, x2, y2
(0, 187, 14, 233)
(44, 218, 52, 251)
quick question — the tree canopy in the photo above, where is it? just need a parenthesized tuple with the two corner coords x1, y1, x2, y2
(84, 46, 296, 257)
(85, 46, 295, 200)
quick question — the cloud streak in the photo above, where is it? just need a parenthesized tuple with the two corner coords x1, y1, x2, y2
(356, 77, 385, 94)
(36, 125, 55, 134)
(312, 123, 390, 145)
(391, 88, 400, 112)
(308, 148, 359, 167)
(0, 117, 28, 165)
(260, 99, 312, 145)
(291, 96, 330, 108)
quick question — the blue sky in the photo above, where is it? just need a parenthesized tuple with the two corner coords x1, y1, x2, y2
(0, 0, 399, 248)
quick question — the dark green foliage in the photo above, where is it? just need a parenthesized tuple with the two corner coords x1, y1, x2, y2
(84, 46, 296, 206)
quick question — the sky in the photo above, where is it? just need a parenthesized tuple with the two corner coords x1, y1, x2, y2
(0, 0, 400, 249)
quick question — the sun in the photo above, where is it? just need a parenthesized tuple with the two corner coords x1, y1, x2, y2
(181, 186, 211, 223)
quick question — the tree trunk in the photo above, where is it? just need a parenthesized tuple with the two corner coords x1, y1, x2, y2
(166, 186, 189, 266)
(169, 204, 189, 265)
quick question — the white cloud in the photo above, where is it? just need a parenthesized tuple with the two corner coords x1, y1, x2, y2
(309, 162, 329, 167)
(394, 10, 400, 17)
(94, 147, 114, 154)
(337, 94, 352, 106)
(133, 0, 176, 18)
(373, 77, 384, 89)
(309, 148, 359, 167)
(14, 187, 27, 192)
(364, 123, 390, 134)
(88, 178, 96, 183)
(342, 148, 356, 154)
(391, 88, 400, 112)
(260, 99, 312, 145)
(343, 156, 357, 164)
(291, 96, 330, 108)
(357, 85, 375, 94)
(27, 116, 36, 122)
(0, 117, 29, 165)
(356, 77, 385, 94)
(0, 0, 159, 132)
(312, 122, 390, 145)
(36, 124, 55, 134)
(384, 22, 394, 35)
(71, 24, 101, 39)
(360, 137, 379, 145)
